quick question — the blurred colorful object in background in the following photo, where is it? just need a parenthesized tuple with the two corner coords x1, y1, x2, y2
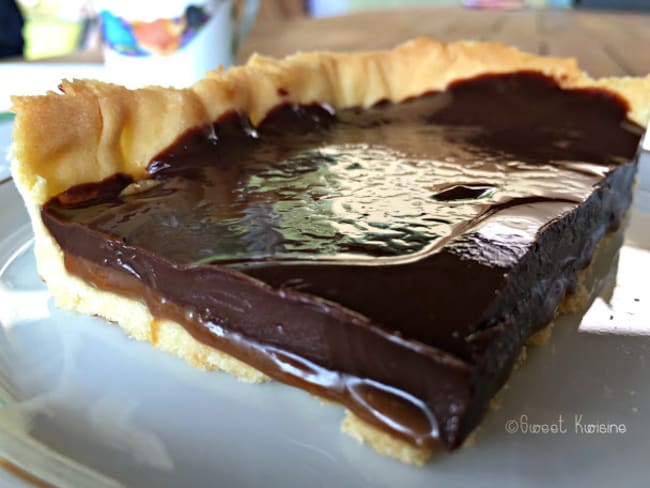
(100, 5, 210, 57)
(462, 0, 525, 8)
(17, 0, 93, 59)
(308, 0, 570, 17)
(0, 0, 24, 58)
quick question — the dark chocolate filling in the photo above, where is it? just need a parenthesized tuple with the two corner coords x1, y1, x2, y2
(41, 72, 642, 450)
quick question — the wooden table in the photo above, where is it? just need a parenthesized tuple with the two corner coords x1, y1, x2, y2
(239, 7, 650, 77)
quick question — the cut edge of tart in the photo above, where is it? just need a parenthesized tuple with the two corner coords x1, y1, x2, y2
(9, 38, 650, 465)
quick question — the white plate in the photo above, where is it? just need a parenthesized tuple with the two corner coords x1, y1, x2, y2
(1, 152, 650, 487)
(0, 117, 12, 182)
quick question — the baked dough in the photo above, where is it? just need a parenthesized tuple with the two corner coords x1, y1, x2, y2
(10, 38, 650, 465)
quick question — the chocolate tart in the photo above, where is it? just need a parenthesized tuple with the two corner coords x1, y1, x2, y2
(10, 38, 650, 465)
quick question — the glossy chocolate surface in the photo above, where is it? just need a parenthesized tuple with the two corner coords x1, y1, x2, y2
(42, 73, 643, 449)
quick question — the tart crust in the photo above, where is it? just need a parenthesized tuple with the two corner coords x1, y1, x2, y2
(10, 38, 650, 465)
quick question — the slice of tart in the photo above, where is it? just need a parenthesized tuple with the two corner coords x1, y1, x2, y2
(10, 38, 650, 465)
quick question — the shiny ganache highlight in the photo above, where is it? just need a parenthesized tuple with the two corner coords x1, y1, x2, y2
(42, 73, 642, 450)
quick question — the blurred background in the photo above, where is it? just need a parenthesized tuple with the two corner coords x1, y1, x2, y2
(3, 0, 649, 61)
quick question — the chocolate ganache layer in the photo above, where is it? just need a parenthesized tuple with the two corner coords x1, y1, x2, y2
(41, 72, 643, 450)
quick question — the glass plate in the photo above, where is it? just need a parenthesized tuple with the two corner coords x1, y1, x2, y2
(1, 151, 649, 487)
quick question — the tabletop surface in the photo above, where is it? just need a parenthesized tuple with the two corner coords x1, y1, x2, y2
(239, 7, 650, 78)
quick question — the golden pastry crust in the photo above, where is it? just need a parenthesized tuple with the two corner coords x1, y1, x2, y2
(9, 38, 650, 465)
(12, 37, 650, 204)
